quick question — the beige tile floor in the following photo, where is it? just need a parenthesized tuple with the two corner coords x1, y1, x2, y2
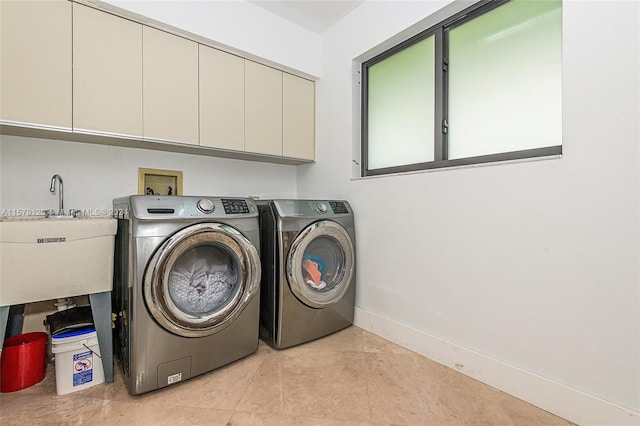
(0, 326, 573, 425)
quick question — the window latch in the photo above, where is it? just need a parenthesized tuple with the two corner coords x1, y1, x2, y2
(442, 119, 449, 134)
(443, 58, 448, 72)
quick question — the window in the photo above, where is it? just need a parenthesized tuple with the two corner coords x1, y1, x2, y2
(361, 0, 562, 176)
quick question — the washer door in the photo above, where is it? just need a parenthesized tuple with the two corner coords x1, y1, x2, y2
(144, 223, 260, 337)
(286, 220, 355, 308)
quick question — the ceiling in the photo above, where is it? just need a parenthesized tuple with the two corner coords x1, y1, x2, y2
(248, 1, 365, 34)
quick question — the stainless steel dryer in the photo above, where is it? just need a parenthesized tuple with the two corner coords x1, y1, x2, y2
(112, 195, 261, 395)
(258, 199, 355, 349)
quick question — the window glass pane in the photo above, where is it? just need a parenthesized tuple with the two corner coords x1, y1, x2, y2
(448, 0, 562, 159)
(367, 36, 435, 170)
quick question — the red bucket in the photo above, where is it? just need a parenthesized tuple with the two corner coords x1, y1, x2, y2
(1, 332, 48, 392)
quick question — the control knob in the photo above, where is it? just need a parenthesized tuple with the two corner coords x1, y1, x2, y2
(316, 202, 328, 213)
(197, 198, 215, 214)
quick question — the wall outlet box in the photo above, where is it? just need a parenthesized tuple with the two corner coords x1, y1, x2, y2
(138, 168, 183, 196)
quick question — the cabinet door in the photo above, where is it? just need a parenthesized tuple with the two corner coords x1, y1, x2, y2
(0, 0, 71, 128)
(199, 46, 244, 151)
(73, 4, 142, 137)
(143, 27, 198, 145)
(283, 73, 315, 160)
(245, 61, 282, 156)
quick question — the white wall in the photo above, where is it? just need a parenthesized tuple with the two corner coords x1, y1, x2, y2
(0, 135, 297, 211)
(298, 0, 640, 424)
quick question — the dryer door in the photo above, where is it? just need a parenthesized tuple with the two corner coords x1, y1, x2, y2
(144, 223, 260, 337)
(286, 220, 355, 308)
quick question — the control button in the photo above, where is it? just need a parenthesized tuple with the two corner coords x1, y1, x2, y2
(221, 199, 249, 214)
(197, 199, 215, 214)
(329, 201, 348, 214)
(316, 202, 328, 213)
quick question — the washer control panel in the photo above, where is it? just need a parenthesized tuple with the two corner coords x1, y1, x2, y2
(197, 198, 215, 214)
(222, 198, 250, 214)
(127, 195, 257, 219)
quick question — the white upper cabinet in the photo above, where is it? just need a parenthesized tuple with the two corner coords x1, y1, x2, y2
(199, 46, 245, 151)
(143, 27, 199, 145)
(283, 73, 315, 160)
(0, 0, 72, 129)
(245, 61, 283, 156)
(0, 3, 314, 163)
(73, 4, 143, 137)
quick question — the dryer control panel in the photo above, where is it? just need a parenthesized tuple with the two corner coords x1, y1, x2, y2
(271, 199, 352, 218)
(329, 201, 348, 214)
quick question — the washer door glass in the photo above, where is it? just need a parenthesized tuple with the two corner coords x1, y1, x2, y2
(287, 220, 354, 308)
(144, 223, 260, 337)
(168, 245, 240, 317)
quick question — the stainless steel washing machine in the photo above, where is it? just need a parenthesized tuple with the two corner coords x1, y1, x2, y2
(112, 195, 261, 395)
(258, 199, 355, 349)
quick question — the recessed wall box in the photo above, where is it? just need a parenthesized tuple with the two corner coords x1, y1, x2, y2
(138, 168, 183, 196)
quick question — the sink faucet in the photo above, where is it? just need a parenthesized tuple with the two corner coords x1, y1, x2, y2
(50, 174, 64, 212)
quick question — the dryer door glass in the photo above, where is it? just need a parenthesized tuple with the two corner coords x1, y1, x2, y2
(144, 223, 260, 337)
(287, 220, 354, 308)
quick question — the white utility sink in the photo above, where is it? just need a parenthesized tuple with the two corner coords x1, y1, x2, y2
(0, 216, 117, 306)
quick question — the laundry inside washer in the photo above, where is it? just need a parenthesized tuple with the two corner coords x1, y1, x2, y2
(169, 246, 240, 314)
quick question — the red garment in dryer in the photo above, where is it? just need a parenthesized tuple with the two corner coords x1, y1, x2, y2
(302, 258, 326, 289)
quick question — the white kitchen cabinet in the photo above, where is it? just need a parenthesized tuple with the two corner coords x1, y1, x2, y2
(283, 73, 315, 160)
(245, 61, 283, 156)
(143, 27, 199, 145)
(0, 0, 71, 129)
(73, 4, 143, 137)
(199, 46, 245, 151)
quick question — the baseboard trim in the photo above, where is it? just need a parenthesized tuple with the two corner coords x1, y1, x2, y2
(354, 306, 639, 426)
